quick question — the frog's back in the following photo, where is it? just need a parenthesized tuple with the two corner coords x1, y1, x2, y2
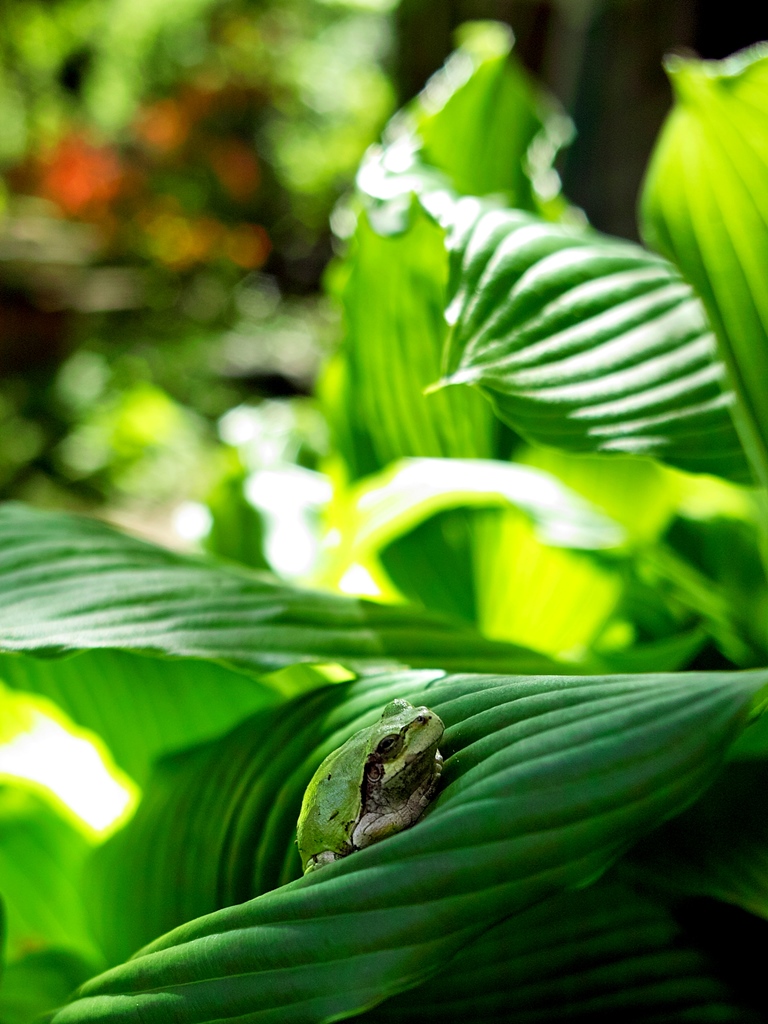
(297, 731, 369, 868)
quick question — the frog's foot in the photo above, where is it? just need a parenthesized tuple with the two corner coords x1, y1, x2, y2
(305, 849, 344, 873)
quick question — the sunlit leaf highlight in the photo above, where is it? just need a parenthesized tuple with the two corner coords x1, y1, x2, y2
(641, 44, 768, 487)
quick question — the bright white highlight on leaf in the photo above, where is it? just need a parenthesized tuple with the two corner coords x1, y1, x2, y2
(338, 563, 382, 597)
(173, 501, 213, 542)
(246, 465, 333, 579)
(0, 711, 136, 834)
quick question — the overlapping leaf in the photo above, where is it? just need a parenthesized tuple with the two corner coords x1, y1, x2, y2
(0, 502, 557, 676)
(86, 676, 432, 964)
(641, 45, 768, 486)
(324, 206, 501, 481)
(324, 19, 568, 482)
(0, 503, 561, 779)
(356, 20, 570, 237)
(409, 20, 561, 206)
(0, 650, 279, 786)
(56, 666, 767, 1024)
(436, 201, 750, 481)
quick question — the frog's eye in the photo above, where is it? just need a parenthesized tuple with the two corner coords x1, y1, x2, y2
(376, 733, 402, 757)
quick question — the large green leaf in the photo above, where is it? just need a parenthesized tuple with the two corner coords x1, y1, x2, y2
(0, 502, 557, 676)
(54, 667, 767, 1023)
(0, 651, 277, 786)
(360, 872, 758, 1023)
(0, 785, 101, 967)
(641, 45, 768, 487)
(0, 503, 559, 780)
(437, 201, 750, 482)
(321, 457, 623, 573)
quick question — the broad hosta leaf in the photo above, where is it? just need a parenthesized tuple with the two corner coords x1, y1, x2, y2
(360, 872, 758, 1023)
(0, 502, 556, 677)
(56, 667, 767, 1024)
(0, 785, 101, 967)
(641, 45, 768, 487)
(322, 457, 623, 574)
(346, 452, 719, 668)
(437, 200, 750, 482)
(0, 949, 94, 1024)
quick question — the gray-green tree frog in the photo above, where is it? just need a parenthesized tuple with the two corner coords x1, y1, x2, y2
(297, 699, 444, 873)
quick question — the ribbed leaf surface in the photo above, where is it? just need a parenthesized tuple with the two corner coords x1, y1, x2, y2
(87, 673, 440, 964)
(0, 503, 555, 677)
(360, 873, 758, 1023)
(440, 202, 750, 481)
(641, 45, 768, 486)
(54, 667, 766, 1024)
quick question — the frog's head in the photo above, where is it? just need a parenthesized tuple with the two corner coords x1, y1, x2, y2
(369, 699, 444, 773)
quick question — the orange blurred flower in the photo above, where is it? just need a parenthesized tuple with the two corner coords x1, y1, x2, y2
(39, 135, 123, 216)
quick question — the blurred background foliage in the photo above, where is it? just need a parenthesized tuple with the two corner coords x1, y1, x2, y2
(0, 0, 766, 625)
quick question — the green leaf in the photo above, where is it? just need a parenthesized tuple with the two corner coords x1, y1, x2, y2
(0, 651, 278, 786)
(359, 872, 756, 1023)
(409, 21, 566, 207)
(325, 206, 503, 481)
(438, 202, 750, 482)
(0, 502, 558, 680)
(0, 785, 101, 967)
(0, 949, 94, 1024)
(55, 667, 766, 1024)
(0, 504, 559, 781)
(356, 21, 570, 238)
(327, 17, 571, 483)
(324, 456, 624, 564)
(641, 45, 768, 488)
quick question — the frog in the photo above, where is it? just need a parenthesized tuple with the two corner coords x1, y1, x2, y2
(297, 698, 445, 873)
